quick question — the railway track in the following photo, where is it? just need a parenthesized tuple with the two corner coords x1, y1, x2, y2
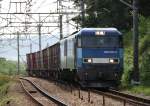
(50, 79, 150, 106)
(20, 78, 68, 106)
(92, 89, 150, 106)
(45, 78, 150, 106)
(20, 77, 150, 106)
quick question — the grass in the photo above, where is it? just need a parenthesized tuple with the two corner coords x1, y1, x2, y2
(0, 84, 14, 106)
(0, 83, 10, 106)
(0, 74, 18, 106)
(127, 85, 150, 96)
(0, 96, 13, 106)
(0, 57, 26, 105)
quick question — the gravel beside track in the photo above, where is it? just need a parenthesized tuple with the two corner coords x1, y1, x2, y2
(27, 77, 103, 106)
(108, 89, 150, 105)
(25, 77, 148, 106)
(6, 81, 39, 106)
(21, 79, 58, 106)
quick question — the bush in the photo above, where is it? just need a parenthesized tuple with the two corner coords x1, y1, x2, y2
(140, 52, 150, 85)
(0, 83, 9, 98)
(0, 83, 12, 106)
(121, 16, 150, 87)
(129, 85, 150, 96)
(139, 16, 150, 85)
(121, 47, 133, 87)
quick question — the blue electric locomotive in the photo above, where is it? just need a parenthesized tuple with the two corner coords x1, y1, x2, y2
(60, 28, 123, 88)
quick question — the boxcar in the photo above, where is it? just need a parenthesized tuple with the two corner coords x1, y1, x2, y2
(42, 48, 48, 70)
(48, 43, 60, 79)
(36, 51, 41, 70)
(31, 52, 37, 70)
(26, 54, 31, 74)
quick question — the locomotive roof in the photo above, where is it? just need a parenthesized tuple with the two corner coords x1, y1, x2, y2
(78, 28, 122, 36)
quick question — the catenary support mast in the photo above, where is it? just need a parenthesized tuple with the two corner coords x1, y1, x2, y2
(133, 0, 139, 84)
(17, 32, 20, 75)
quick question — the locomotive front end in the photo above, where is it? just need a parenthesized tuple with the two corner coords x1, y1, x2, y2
(76, 28, 123, 88)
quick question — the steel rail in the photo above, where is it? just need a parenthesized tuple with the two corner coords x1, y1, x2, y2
(48, 80, 150, 106)
(108, 89, 150, 105)
(92, 89, 150, 106)
(20, 79, 43, 106)
(20, 78, 68, 106)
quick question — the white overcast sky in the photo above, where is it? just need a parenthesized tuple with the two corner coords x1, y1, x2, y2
(0, 0, 80, 61)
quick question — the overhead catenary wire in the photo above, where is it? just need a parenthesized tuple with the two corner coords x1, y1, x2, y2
(0, 0, 78, 62)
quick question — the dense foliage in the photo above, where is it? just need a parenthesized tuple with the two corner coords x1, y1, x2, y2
(0, 58, 26, 75)
(122, 16, 150, 87)
(73, 0, 132, 29)
(139, 0, 150, 17)
(72, 0, 150, 87)
(0, 58, 23, 105)
(72, 0, 150, 29)
(139, 17, 150, 85)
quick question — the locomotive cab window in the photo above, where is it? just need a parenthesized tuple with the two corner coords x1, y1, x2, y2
(81, 36, 120, 48)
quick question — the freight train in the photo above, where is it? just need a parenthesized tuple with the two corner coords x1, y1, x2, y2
(26, 28, 123, 88)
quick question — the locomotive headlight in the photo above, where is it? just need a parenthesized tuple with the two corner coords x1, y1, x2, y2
(84, 58, 92, 63)
(95, 31, 105, 36)
(109, 58, 119, 63)
(109, 59, 114, 63)
(87, 59, 92, 63)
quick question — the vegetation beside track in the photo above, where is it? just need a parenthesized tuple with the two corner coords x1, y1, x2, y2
(0, 57, 26, 75)
(121, 16, 150, 96)
(128, 85, 150, 96)
(0, 75, 17, 106)
(0, 57, 26, 105)
(122, 16, 150, 86)
(0, 83, 13, 106)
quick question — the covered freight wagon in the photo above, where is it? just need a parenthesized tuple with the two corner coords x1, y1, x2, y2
(26, 43, 60, 79)
(47, 43, 60, 79)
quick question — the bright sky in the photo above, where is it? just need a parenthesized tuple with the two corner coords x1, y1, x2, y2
(0, 0, 80, 61)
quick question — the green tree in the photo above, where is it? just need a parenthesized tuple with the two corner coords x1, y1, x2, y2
(139, 17, 150, 85)
(139, 0, 150, 17)
(72, 0, 150, 29)
(72, 0, 132, 29)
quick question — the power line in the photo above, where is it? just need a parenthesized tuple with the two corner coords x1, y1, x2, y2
(0, 0, 79, 62)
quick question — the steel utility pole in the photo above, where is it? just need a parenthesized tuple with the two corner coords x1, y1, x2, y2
(59, 15, 63, 40)
(30, 43, 32, 53)
(17, 32, 20, 75)
(57, 0, 63, 40)
(120, 0, 140, 84)
(38, 24, 41, 51)
(38, 16, 42, 69)
(81, 0, 85, 28)
(133, 0, 139, 84)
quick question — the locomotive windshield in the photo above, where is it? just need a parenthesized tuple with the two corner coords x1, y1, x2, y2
(78, 36, 122, 48)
